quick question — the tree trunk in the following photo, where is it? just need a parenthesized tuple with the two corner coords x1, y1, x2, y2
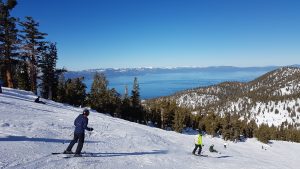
(5, 66, 14, 88)
(161, 109, 164, 129)
(48, 87, 52, 100)
(29, 60, 37, 95)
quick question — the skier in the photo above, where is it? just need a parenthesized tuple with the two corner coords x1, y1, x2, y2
(209, 144, 218, 153)
(64, 109, 94, 157)
(192, 130, 203, 155)
(34, 96, 46, 104)
(224, 142, 227, 148)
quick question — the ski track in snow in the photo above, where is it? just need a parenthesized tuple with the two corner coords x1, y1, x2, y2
(1, 87, 300, 169)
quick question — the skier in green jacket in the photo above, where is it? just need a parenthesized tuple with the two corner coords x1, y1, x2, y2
(192, 130, 203, 155)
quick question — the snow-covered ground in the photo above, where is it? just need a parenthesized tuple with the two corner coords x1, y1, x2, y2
(0, 87, 300, 169)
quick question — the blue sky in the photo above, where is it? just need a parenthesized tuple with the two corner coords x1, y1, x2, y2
(12, 0, 300, 70)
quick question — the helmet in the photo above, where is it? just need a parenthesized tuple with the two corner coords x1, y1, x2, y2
(83, 109, 90, 116)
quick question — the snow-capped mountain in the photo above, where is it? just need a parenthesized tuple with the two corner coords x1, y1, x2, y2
(161, 67, 300, 127)
(1, 87, 300, 169)
(65, 66, 278, 79)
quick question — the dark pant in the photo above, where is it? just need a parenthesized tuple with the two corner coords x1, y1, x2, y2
(66, 133, 85, 154)
(192, 144, 202, 154)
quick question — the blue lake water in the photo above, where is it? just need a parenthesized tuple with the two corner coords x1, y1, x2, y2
(84, 70, 270, 99)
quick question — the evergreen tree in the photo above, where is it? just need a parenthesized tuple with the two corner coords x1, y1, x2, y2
(15, 57, 30, 90)
(244, 119, 257, 138)
(89, 72, 110, 113)
(39, 42, 58, 99)
(172, 107, 187, 132)
(65, 77, 86, 107)
(221, 113, 233, 140)
(161, 100, 176, 129)
(107, 88, 122, 116)
(204, 112, 221, 137)
(55, 70, 67, 102)
(0, 0, 19, 88)
(121, 95, 131, 120)
(144, 101, 162, 127)
(19, 16, 47, 94)
(130, 77, 144, 122)
(255, 124, 271, 143)
(131, 77, 140, 108)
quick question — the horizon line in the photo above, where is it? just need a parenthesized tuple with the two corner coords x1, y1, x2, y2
(66, 64, 300, 72)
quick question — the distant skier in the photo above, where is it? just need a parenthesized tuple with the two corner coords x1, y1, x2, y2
(34, 96, 46, 104)
(209, 144, 218, 153)
(64, 109, 94, 157)
(192, 130, 203, 155)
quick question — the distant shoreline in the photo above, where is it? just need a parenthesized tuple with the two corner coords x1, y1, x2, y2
(64, 66, 282, 99)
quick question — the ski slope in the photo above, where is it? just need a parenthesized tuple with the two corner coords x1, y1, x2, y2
(0, 87, 299, 169)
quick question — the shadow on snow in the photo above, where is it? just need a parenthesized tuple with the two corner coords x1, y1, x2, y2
(0, 135, 98, 143)
(79, 150, 169, 157)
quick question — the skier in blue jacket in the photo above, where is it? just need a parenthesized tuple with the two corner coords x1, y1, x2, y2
(64, 109, 93, 157)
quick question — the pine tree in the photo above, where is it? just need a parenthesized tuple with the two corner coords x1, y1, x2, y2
(173, 108, 187, 132)
(65, 77, 86, 107)
(107, 88, 122, 116)
(221, 113, 233, 140)
(255, 124, 271, 143)
(131, 77, 140, 107)
(131, 77, 144, 122)
(15, 58, 30, 90)
(121, 95, 131, 120)
(89, 72, 110, 113)
(55, 71, 67, 102)
(39, 42, 58, 99)
(120, 85, 131, 119)
(161, 100, 176, 129)
(0, 0, 19, 88)
(19, 16, 47, 94)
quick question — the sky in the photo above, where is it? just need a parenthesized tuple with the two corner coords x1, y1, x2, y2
(11, 0, 300, 70)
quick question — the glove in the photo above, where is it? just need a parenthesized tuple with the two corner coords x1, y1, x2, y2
(89, 128, 94, 131)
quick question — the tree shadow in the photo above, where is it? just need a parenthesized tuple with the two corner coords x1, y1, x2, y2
(216, 155, 232, 159)
(0, 101, 12, 105)
(1, 94, 33, 103)
(80, 150, 169, 157)
(0, 135, 98, 143)
(1, 93, 76, 112)
(44, 102, 79, 112)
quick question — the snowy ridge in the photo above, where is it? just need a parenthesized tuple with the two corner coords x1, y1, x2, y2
(177, 93, 219, 109)
(1, 87, 300, 169)
(162, 67, 300, 127)
(217, 98, 300, 126)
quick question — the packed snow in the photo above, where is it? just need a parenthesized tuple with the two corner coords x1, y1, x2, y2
(0, 87, 300, 169)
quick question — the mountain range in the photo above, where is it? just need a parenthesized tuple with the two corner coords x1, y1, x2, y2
(154, 67, 300, 127)
(65, 66, 291, 79)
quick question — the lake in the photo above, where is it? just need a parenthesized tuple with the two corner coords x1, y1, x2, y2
(84, 69, 270, 99)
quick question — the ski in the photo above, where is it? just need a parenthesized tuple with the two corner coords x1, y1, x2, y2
(63, 153, 95, 158)
(52, 152, 74, 155)
(192, 153, 208, 157)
